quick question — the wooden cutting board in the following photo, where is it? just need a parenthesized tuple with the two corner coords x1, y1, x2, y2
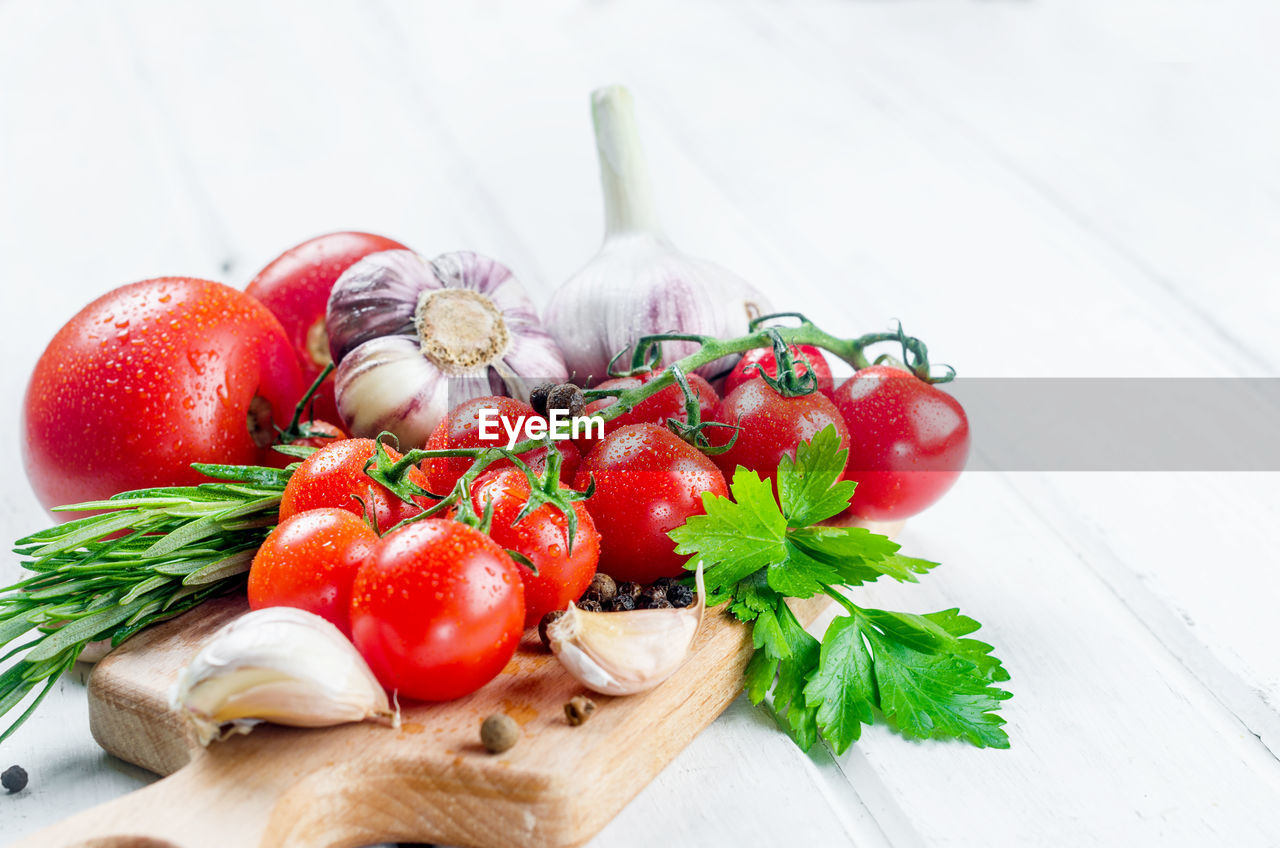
(14, 593, 826, 848)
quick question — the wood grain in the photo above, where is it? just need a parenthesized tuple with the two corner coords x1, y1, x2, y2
(15, 594, 826, 848)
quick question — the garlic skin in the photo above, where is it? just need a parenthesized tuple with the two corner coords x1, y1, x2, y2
(547, 563, 706, 696)
(327, 249, 568, 446)
(170, 607, 394, 746)
(545, 86, 771, 385)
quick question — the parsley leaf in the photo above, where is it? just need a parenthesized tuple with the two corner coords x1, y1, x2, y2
(670, 425, 1012, 753)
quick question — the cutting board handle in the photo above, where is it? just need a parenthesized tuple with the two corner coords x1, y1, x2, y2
(11, 754, 280, 848)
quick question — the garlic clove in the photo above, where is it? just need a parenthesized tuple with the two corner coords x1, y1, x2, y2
(547, 563, 706, 696)
(170, 607, 395, 746)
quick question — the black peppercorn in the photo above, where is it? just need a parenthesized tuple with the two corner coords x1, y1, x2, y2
(666, 583, 695, 608)
(577, 599, 604, 613)
(636, 584, 667, 609)
(615, 581, 642, 601)
(1, 765, 27, 794)
(652, 577, 679, 592)
(538, 609, 566, 651)
(528, 382, 555, 416)
(606, 593, 636, 612)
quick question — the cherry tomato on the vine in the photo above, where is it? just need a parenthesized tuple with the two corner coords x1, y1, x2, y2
(709, 381, 851, 490)
(286, 419, 347, 451)
(723, 344, 834, 398)
(575, 372, 718, 452)
(471, 467, 599, 628)
(23, 278, 304, 511)
(351, 520, 525, 701)
(246, 232, 406, 425)
(280, 438, 436, 534)
(248, 508, 379, 637)
(424, 396, 580, 495)
(573, 424, 728, 583)
(830, 365, 969, 522)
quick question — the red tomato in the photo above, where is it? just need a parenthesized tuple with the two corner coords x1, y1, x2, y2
(248, 508, 378, 636)
(471, 467, 600, 628)
(246, 232, 405, 425)
(23, 278, 304, 511)
(830, 365, 969, 521)
(287, 420, 347, 451)
(424, 396, 580, 495)
(351, 520, 524, 700)
(724, 344, 834, 398)
(280, 438, 436, 534)
(573, 424, 728, 583)
(576, 372, 718, 452)
(709, 381, 851, 490)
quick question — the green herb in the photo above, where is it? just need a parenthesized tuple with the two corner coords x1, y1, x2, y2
(0, 462, 294, 744)
(669, 426, 1011, 753)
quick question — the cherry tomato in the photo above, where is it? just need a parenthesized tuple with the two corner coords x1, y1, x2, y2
(286, 420, 347, 451)
(280, 438, 435, 534)
(471, 467, 600, 628)
(424, 396, 580, 495)
(351, 520, 524, 701)
(723, 344, 834, 398)
(248, 508, 378, 636)
(23, 278, 304, 511)
(709, 381, 851, 490)
(246, 232, 405, 425)
(573, 424, 728, 583)
(830, 365, 969, 521)
(575, 372, 718, 452)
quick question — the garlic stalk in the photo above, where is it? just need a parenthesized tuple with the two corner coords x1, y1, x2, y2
(544, 86, 771, 385)
(327, 250, 568, 447)
(170, 607, 394, 745)
(547, 563, 706, 696)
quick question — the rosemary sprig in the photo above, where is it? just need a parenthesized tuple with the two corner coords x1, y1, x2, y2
(0, 461, 295, 743)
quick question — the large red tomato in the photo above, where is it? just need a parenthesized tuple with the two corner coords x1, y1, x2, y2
(709, 381, 851, 489)
(23, 278, 304, 511)
(470, 467, 599, 628)
(830, 365, 969, 521)
(351, 520, 525, 701)
(246, 232, 405, 425)
(573, 424, 728, 583)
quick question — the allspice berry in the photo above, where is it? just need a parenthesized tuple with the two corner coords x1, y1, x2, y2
(480, 714, 519, 754)
(565, 696, 597, 726)
(585, 573, 617, 603)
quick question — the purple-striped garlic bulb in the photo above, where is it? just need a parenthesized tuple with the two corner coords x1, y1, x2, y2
(327, 250, 568, 447)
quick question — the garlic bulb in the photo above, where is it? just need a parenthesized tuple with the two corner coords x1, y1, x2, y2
(327, 250, 568, 447)
(545, 86, 771, 385)
(170, 607, 394, 745)
(547, 563, 706, 696)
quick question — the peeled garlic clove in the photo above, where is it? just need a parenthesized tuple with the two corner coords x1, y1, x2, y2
(170, 607, 394, 745)
(547, 563, 706, 696)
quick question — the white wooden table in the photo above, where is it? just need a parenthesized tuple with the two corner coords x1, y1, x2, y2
(3, 1, 1279, 845)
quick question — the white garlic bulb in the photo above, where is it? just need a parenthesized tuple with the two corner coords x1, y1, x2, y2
(546, 563, 706, 696)
(170, 607, 394, 745)
(544, 86, 771, 385)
